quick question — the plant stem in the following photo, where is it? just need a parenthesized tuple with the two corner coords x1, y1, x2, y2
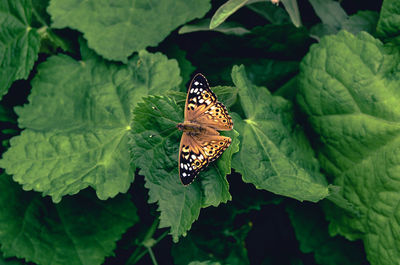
(126, 218, 169, 265)
(147, 247, 158, 265)
(126, 231, 169, 264)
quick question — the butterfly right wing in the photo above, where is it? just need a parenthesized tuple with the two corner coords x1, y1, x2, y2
(179, 132, 231, 185)
(184, 74, 233, 131)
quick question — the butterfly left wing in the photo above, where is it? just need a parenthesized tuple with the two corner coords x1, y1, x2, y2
(179, 132, 208, 185)
(184, 74, 233, 131)
(179, 133, 231, 185)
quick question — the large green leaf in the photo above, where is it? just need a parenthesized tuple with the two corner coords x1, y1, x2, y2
(0, 43, 181, 203)
(231, 65, 330, 202)
(48, 0, 211, 62)
(129, 94, 239, 242)
(0, 174, 138, 265)
(0, 0, 41, 99)
(297, 30, 400, 265)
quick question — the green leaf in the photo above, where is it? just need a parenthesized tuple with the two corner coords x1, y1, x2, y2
(310, 10, 379, 41)
(308, 0, 348, 29)
(172, 220, 250, 265)
(377, 0, 400, 39)
(0, 174, 138, 265)
(163, 44, 196, 90)
(0, 44, 181, 203)
(246, 1, 291, 25)
(342, 11, 379, 35)
(48, 0, 211, 62)
(297, 30, 400, 265)
(0, 104, 16, 123)
(211, 86, 239, 108)
(286, 202, 366, 265)
(280, 0, 302, 27)
(231, 65, 330, 202)
(210, 0, 250, 29)
(179, 19, 250, 36)
(188, 261, 222, 265)
(0, 0, 41, 99)
(129, 95, 239, 241)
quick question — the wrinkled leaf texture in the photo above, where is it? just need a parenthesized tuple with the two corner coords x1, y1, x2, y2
(231, 65, 330, 202)
(298, 30, 400, 265)
(0, 42, 181, 203)
(0, 174, 138, 265)
(48, 0, 211, 62)
(0, 0, 40, 99)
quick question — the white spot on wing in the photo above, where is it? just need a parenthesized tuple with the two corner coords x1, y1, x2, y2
(182, 172, 187, 177)
(180, 163, 183, 168)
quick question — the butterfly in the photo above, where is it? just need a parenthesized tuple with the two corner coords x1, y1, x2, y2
(177, 73, 233, 185)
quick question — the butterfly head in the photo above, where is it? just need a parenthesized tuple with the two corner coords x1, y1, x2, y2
(177, 123, 184, 131)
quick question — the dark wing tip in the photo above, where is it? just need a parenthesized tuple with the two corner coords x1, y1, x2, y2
(191, 73, 209, 86)
(180, 170, 199, 185)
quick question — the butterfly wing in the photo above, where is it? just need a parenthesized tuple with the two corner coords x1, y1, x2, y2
(184, 74, 233, 131)
(179, 132, 231, 185)
(179, 132, 208, 185)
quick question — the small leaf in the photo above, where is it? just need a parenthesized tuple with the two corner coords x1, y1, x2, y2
(0, 174, 138, 265)
(210, 86, 239, 108)
(308, 0, 348, 29)
(246, 1, 291, 24)
(179, 19, 250, 36)
(0, 105, 16, 123)
(0, 0, 41, 99)
(172, 219, 250, 265)
(210, 0, 250, 29)
(280, 0, 302, 27)
(231, 65, 330, 202)
(342, 11, 379, 35)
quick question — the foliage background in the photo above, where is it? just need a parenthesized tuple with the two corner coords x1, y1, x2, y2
(0, 0, 398, 264)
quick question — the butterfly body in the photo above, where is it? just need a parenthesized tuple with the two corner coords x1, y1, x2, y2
(177, 122, 219, 136)
(178, 73, 233, 185)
